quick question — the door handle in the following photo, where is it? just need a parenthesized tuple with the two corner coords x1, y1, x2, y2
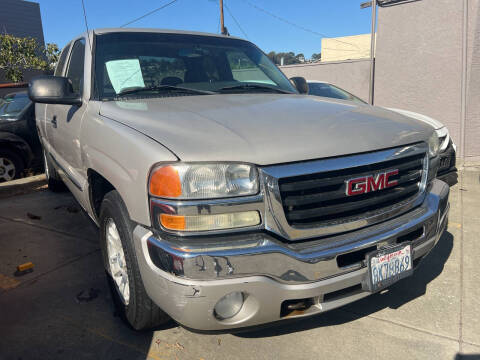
(50, 116, 57, 128)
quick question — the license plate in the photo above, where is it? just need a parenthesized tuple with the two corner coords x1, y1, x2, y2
(365, 243, 413, 292)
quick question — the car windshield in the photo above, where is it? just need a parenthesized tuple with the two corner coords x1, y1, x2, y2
(308, 82, 367, 104)
(0, 92, 31, 119)
(94, 32, 297, 99)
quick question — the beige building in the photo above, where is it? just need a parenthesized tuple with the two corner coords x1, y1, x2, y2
(321, 33, 373, 62)
(281, 0, 479, 162)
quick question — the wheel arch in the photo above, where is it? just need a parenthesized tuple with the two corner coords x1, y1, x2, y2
(87, 168, 116, 221)
(0, 132, 33, 167)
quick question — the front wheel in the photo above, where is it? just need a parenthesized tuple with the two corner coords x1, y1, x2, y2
(99, 190, 170, 330)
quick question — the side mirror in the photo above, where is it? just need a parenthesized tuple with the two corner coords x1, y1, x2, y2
(28, 75, 82, 106)
(290, 77, 309, 95)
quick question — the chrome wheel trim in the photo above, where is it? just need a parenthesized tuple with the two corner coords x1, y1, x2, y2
(0, 157, 16, 182)
(105, 218, 130, 305)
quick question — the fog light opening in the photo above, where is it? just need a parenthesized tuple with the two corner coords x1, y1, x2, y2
(214, 292, 245, 320)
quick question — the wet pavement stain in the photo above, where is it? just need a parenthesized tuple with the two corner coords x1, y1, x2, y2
(76, 288, 101, 303)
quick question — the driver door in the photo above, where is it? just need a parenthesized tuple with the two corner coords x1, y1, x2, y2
(46, 38, 88, 192)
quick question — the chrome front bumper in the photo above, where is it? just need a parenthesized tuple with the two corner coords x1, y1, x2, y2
(133, 179, 449, 330)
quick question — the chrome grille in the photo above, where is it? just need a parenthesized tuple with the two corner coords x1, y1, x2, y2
(279, 153, 425, 227)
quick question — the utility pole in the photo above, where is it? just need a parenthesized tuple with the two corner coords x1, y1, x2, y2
(369, 0, 376, 105)
(361, 0, 377, 105)
(219, 0, 226, 35)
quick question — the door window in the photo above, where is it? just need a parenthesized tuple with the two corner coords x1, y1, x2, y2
(66, 39, 86, 94)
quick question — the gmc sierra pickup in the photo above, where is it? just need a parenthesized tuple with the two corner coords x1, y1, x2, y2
(28, 28, 449, 331)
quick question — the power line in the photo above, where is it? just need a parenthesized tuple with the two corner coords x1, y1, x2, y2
(81, 0, 100, 98)
(239, 0, 360, 50)
(80, 0, 92, 53)
(224, 2, 249, 39)
(120, 0, 180, 28)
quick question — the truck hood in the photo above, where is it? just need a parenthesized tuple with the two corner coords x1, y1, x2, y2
(385, 108, 444, 130)
(99, 94, 434, 165)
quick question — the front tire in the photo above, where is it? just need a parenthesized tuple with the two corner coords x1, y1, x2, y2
(99, 190, 170, 330)
(43, 150, 64, 192)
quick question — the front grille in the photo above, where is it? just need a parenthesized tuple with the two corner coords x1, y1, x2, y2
(279, 152, 426, 227)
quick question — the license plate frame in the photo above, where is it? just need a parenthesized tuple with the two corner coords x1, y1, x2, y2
(365, 243, 413, 293)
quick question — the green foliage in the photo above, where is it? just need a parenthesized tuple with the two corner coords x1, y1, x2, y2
(0, 34, 61, 83)
(267, 51, 321, 65)
(267, 51, 296, 65)
(44, 43, 61, 72)
(295, 53, 305, 62)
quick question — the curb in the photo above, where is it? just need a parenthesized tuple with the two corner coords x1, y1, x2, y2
(0, 174, 47, 199)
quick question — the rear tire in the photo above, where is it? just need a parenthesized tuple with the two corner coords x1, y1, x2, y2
(43, 150, 65, 192)
(0, 148, 24, 182)
(99, 190, 170, 330)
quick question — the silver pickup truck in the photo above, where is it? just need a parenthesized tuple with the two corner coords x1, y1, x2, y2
(28, 28, 449, 331)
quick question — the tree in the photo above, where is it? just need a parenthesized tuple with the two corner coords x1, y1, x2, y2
(44, 43, 60, 72)
(295, 53, 305, 63)
(267, 51, 303, 65)
(0, 34, 60, 82)
(311, 52, 321, 62)
(267, 51, 277, 63)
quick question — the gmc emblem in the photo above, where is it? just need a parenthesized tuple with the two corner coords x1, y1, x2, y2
(345, 169, 399, 196)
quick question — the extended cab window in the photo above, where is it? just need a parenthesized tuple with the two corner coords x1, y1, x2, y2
(66, 39, 86, 94)
(54, 42, 72, 76)
(94, 32, 296, 99)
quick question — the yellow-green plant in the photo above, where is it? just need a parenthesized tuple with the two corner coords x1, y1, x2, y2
(0, 34, 60, 83)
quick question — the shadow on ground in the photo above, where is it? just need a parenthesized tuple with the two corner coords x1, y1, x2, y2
(0, 188, 457, 359)
(235, 231, 454, 338)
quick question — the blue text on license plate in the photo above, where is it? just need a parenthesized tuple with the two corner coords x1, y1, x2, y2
(370, 244, 412, 288)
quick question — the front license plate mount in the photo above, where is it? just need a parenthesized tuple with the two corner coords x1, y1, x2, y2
(363, 243, 413, 293)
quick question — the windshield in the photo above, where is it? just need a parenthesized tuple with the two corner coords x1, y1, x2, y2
(0, 92, 31, 119)
(94, 32, 297, 99)
(308, 82, 367, 104)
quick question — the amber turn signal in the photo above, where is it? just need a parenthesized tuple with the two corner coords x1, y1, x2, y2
(149, 165, 182, 197)
(160, 214, 186, 230)
(160, 211, 261, 232)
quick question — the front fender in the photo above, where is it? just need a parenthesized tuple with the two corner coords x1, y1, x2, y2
(81, 110, 178, 227)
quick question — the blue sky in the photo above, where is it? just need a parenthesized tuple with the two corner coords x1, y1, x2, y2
(38, 0, 372, 58)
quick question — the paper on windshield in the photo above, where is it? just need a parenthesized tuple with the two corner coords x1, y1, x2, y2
(105, 59, 145, 94)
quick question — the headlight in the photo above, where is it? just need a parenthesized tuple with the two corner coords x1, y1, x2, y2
(149, 163, 259, 199)
(435, 127, 450, 152)
(428, 132, 439, 158)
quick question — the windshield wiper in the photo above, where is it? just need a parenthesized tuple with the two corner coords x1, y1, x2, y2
(217, 84, 294, 94)
(116, 85, 215, 97)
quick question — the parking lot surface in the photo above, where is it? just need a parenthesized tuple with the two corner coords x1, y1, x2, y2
(0, 169, 479, 360)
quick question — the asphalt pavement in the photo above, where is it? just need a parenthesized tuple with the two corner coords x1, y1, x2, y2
(0, 169, 479, 360)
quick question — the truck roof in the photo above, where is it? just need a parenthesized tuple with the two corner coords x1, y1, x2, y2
(91, 27, 243, 41)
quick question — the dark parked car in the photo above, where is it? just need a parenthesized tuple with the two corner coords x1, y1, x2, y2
(306, 80, 458, 186)
(0, 91, 41, 182)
